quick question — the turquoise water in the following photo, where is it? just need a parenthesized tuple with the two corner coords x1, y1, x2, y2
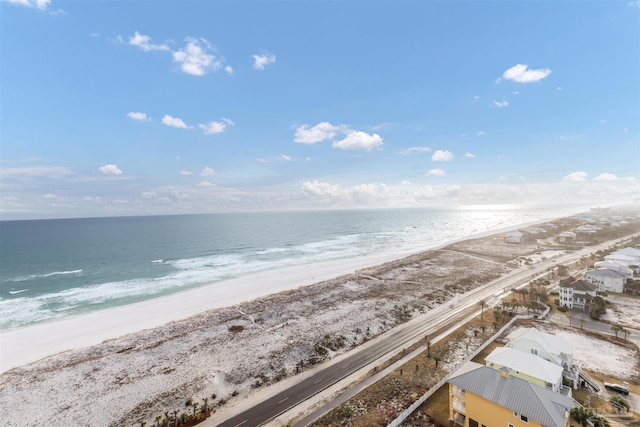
(0, 206, 586, 329)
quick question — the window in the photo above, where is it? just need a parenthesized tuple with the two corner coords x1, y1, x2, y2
(508, 424, 515, 427)
(469, 419, 479, 427)
(520, 415, 528, 423)
(530, 348, 537, 355)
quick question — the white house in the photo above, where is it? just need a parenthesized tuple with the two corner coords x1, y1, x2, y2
(583, 269, 627, 293)
(593, 260, 633, 277)
(558, 276, 597, 311)
(506, 327, 579, 388)
(505, 231, 524, 243)
(556, 231, 576, 243)
(613, 247, 640, 259)
(604, 253, 639, 268)
(575, 225, 600, 234)
(485, 346, 566, 394)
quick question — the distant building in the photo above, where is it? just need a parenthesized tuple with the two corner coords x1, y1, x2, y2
(505, 231, 524, 243)
(556, 231, 576, 243)
(448, 362, 575, 427)
(575, 225, 600, 234)
(558, 276, 597, 312)
(583, 268, 627, 293)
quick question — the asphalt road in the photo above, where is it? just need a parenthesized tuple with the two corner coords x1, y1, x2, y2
(213, 235, 637, 427)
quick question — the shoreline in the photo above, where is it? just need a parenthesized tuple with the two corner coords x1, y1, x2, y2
(0, 214, 572, 374)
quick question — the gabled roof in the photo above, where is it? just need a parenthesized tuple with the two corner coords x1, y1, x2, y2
(558, 231, 576, 237)
(558, 277, 597, 292)
(594, 260, 632, 271)
(448, 364, 575, 427)
(585, 268, 628, 279)
(485, 347, 563, 385)
(613, 247, 640, 257)
(605, 254, 637, 262)
(507, 327, 573, 359)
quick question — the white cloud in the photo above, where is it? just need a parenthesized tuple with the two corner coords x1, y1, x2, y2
(6, 0, 50, 10)
(173, 38, 222, 76)
(0, 166, 74, 177)
(252, 52, 276, 70)
(332, 131, 383, 151)
(142, 191, 158, 199)
(197, 180, 215, 187)
(473, 95, 480, 102)
(428, 169, 446, 176)
(400, 147, 431, 155)
(129, 31, 169, 52)
(98, 164, 123, 175)
(127, 111, 151, 121)
(199, 118, 234, 135)
(492, 100, 509, 108)
(512, 91, 520, 95)
(599, 119, 607, 124)
(556, 86, 563, 91)
(563, 171, 588, 182)
(43, 193, 57, 199)
(593, 173, 619, 181)
(225, 65, 233, 75)
(499, 64, 552, 83)
(162, 115, 188, 128)
(476, 131, 485, 136)
(200, 167, 215, 176)
(432, 150, 454, 161)
(294, 122, 342, 144)
(178, 170, 193, 176)
(464, 152, 475, 158)
(257, 154, 294, 163)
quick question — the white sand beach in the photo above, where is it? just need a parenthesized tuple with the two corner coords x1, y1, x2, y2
(0, 251, 400, 374)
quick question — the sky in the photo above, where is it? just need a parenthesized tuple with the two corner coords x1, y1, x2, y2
(1, 0, 639, 220)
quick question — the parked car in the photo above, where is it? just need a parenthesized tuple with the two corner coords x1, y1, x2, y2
(604, 382, 629, 395)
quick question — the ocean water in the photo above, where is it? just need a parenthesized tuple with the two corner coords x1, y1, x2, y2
(0, 206, 586, 330)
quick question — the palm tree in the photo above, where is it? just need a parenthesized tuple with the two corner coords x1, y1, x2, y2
(191, 401, 199, 418)
(425, 335, 431, 358)
(591, 414, 610, 427)
(493, 307, 502, 323)
(570, 406, 591, 427)
(202, 397, 209, 416)
(478, 299, 487, 320)
(611, 323, 623, 339)
(622, 327, 631, 342)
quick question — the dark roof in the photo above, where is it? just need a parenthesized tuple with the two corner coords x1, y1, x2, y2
(559, 277, 596, 292)
(448, 365, 575, 427)
(558, 276, 576, 287)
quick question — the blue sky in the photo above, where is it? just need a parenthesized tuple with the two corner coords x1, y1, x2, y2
(1, 0, 639, 219)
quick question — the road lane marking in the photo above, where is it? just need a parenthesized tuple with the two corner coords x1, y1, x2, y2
(234, 421, 247, 427)
(341, 363, 349, 369)
(313, 378, 323, 384)
(278, 397, 289, 404)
